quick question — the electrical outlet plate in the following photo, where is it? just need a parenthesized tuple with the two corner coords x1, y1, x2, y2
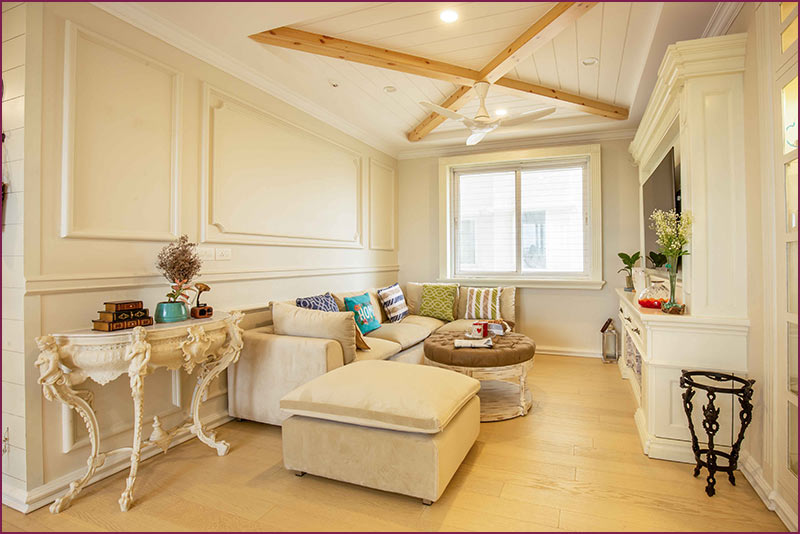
(197, 247, 215, 261)
(215, 247, 232, 261)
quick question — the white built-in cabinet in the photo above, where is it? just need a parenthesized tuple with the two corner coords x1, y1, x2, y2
(625, 34, 750, 463)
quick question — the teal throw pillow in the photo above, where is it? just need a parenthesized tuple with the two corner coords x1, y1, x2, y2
(344, 293, 381, 335)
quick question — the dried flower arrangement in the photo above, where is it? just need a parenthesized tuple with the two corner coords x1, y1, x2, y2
(156, 235, 202, 304)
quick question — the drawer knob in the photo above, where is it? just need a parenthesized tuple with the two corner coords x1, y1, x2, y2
(632, 327, 641, 335)
(624, 316, 632, 323)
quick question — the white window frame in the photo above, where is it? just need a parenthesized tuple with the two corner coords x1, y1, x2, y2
(438, 144, 604, 289)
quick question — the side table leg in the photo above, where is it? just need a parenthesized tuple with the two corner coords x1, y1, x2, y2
(188, 313, 243, 456)
(119, 327, 151, 512)
(35, 336, 106, 513)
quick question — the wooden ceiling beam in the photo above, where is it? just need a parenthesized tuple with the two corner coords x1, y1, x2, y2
(495, 77, 629, 120)
(250, 27, 480, 86)
(406, 2, 601, 142)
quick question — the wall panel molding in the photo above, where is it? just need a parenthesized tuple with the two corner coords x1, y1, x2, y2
(25, 265, 400, 295)
(200, 84, 365, 249)
(60, 22, 182, 242)
(368, 158, 396, 251)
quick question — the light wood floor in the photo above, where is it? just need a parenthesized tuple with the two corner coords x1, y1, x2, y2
(2, 355, 786, 532)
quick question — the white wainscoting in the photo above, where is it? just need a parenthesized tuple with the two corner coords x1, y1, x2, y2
(369, 158, 396, 251)
(60, 22, 182, 242)
(201, 84, 366, 249)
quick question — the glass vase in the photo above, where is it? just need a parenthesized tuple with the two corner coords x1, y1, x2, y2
(661, 256, 686, 314)
(637, 280, 669, 309)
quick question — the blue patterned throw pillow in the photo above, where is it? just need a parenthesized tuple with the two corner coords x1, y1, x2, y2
(377, 283, 409, 323)
(295, 292, 338, 313)
(344, 293, 381, 335)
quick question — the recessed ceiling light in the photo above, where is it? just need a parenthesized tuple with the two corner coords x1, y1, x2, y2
(383, 85, 397, 93)
(329, 80, 340, 88)
(581, 57, 599, 66)
(495, 108, 508, 117)
(440, 9, 459, 23)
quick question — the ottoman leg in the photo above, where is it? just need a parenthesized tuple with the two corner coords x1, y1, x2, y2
(422, 499, 433, 506)
(295, 471, 306, 477)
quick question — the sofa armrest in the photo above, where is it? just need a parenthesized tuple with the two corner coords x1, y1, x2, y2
(227, 331, 344, 425)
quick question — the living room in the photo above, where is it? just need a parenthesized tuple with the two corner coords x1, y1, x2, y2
(1, 1, 797, 532)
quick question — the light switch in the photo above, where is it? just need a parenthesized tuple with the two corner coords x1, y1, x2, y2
(198, 247, 215, 261)
(215, 248, 232, 261)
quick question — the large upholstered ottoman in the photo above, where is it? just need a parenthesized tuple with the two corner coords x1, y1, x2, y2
(279, 360, 480, 504)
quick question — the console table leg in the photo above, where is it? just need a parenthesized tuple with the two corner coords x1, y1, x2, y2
(188, 314, 243, 456)
(119, 327, 151, 512)
(35, 336, 106, 514)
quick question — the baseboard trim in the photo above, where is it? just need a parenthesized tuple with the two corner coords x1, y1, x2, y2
(2, 412, 232, 514)
(535, 346, 601, 359)
(739, 450, 798, 531)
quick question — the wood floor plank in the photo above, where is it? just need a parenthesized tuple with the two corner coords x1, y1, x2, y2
(2, 354, 786, 532)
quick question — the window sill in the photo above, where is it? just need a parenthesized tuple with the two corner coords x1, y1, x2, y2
(438, 278, 607, 290)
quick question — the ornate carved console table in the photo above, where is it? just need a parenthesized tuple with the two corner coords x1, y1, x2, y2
(35, 312, 244, 513)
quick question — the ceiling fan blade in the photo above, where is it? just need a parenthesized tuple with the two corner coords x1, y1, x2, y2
(466, 132, 488, 146)
(420, 101, 471, 122)
(499, 107, 557, 127)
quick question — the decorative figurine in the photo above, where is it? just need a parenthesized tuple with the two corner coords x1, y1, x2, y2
(191, 283, 213, 319)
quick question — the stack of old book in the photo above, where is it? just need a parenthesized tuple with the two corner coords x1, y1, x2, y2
(92, 300, 153, 332)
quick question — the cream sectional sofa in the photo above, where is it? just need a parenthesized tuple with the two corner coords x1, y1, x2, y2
(227, 283, 515, 426)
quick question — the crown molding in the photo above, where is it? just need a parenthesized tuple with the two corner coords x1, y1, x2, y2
(91, 2, 399, 158)
(396, 128, 638, 160)
(702, 2, 745, 37)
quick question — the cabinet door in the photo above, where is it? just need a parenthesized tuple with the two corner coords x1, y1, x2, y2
(652, 366, 734, 447)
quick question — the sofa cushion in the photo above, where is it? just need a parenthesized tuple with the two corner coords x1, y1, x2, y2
(365, 322, 430, 349)
(272, 302, 357, 364)
(400, 314, 446, 333)
(405, 282, 459, 317)
(280, 360, 480, 433)
(354, 337, 401, 362)
(457, 286, 516, 326)
(376, 283, 409, 323)
(344, 293, 381, 335)
(419, 284, 458, 322)
(295, 292, 338, 313)
(436, 318, 482, 334)
(332, 289, 388, 323)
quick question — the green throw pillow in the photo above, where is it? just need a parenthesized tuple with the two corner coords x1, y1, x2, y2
(419, 284, 458, 322)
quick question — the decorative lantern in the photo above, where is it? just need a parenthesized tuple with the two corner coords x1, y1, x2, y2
(600, 318, 618, 363)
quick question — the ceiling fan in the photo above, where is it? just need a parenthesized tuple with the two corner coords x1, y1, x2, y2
(420, 81, 556, 146)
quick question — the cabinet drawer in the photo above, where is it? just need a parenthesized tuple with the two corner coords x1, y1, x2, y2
(618, 303, 646, 349)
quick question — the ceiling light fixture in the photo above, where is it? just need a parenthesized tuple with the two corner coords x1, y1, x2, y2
(440, 9, 459, 23)
(329, 80, 340, 88)
(495, 109, 508, 117)
(383, 85, 397, 93)
(581, 57, 599, 66)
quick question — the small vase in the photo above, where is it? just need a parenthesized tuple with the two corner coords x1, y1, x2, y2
(661, 257, 686, 314)
(155, 301, 189, 323)
(624, 274, 635, 292)
(637, 280, 669, 309)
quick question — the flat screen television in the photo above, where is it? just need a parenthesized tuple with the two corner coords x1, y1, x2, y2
(642, 147, 680, 266)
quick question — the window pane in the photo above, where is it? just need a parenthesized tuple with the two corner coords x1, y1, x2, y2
(456, 171, 515, 273)
(789, 322, 798, 395)
(787, 159, 799, 231)
(789, 241, 798, 314)
(520, 166, 585, 273)
(782, 16, 798, 53)
(789, 403, 798, 476)
(782, 76, 798, 155)
(781, 2, 797, 22)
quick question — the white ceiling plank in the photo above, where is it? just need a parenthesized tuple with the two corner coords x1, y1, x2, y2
(614, 2, 662, 106)
(532, 41, 560, 90)
(597, 2, 632, 104)
(552, 21, 580, 95)
(576, 3, 603, 100)
(296, 2, 443, 36)
(513, 57, 540, 85)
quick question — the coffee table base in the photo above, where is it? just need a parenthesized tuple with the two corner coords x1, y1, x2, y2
(424, 357, 533, 422)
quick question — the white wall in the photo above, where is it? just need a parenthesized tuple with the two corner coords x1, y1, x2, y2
(398, 138, 640, 356)
(7, 2, 398, 510)
(2, 1, 29, 493)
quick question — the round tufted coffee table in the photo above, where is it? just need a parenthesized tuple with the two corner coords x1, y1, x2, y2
(424, 331, 535, 422)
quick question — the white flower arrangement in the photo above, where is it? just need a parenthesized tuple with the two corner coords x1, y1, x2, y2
(649, 209, 692, 260)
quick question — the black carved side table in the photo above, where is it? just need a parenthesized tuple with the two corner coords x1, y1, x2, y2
(679, 370, 755, 496)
